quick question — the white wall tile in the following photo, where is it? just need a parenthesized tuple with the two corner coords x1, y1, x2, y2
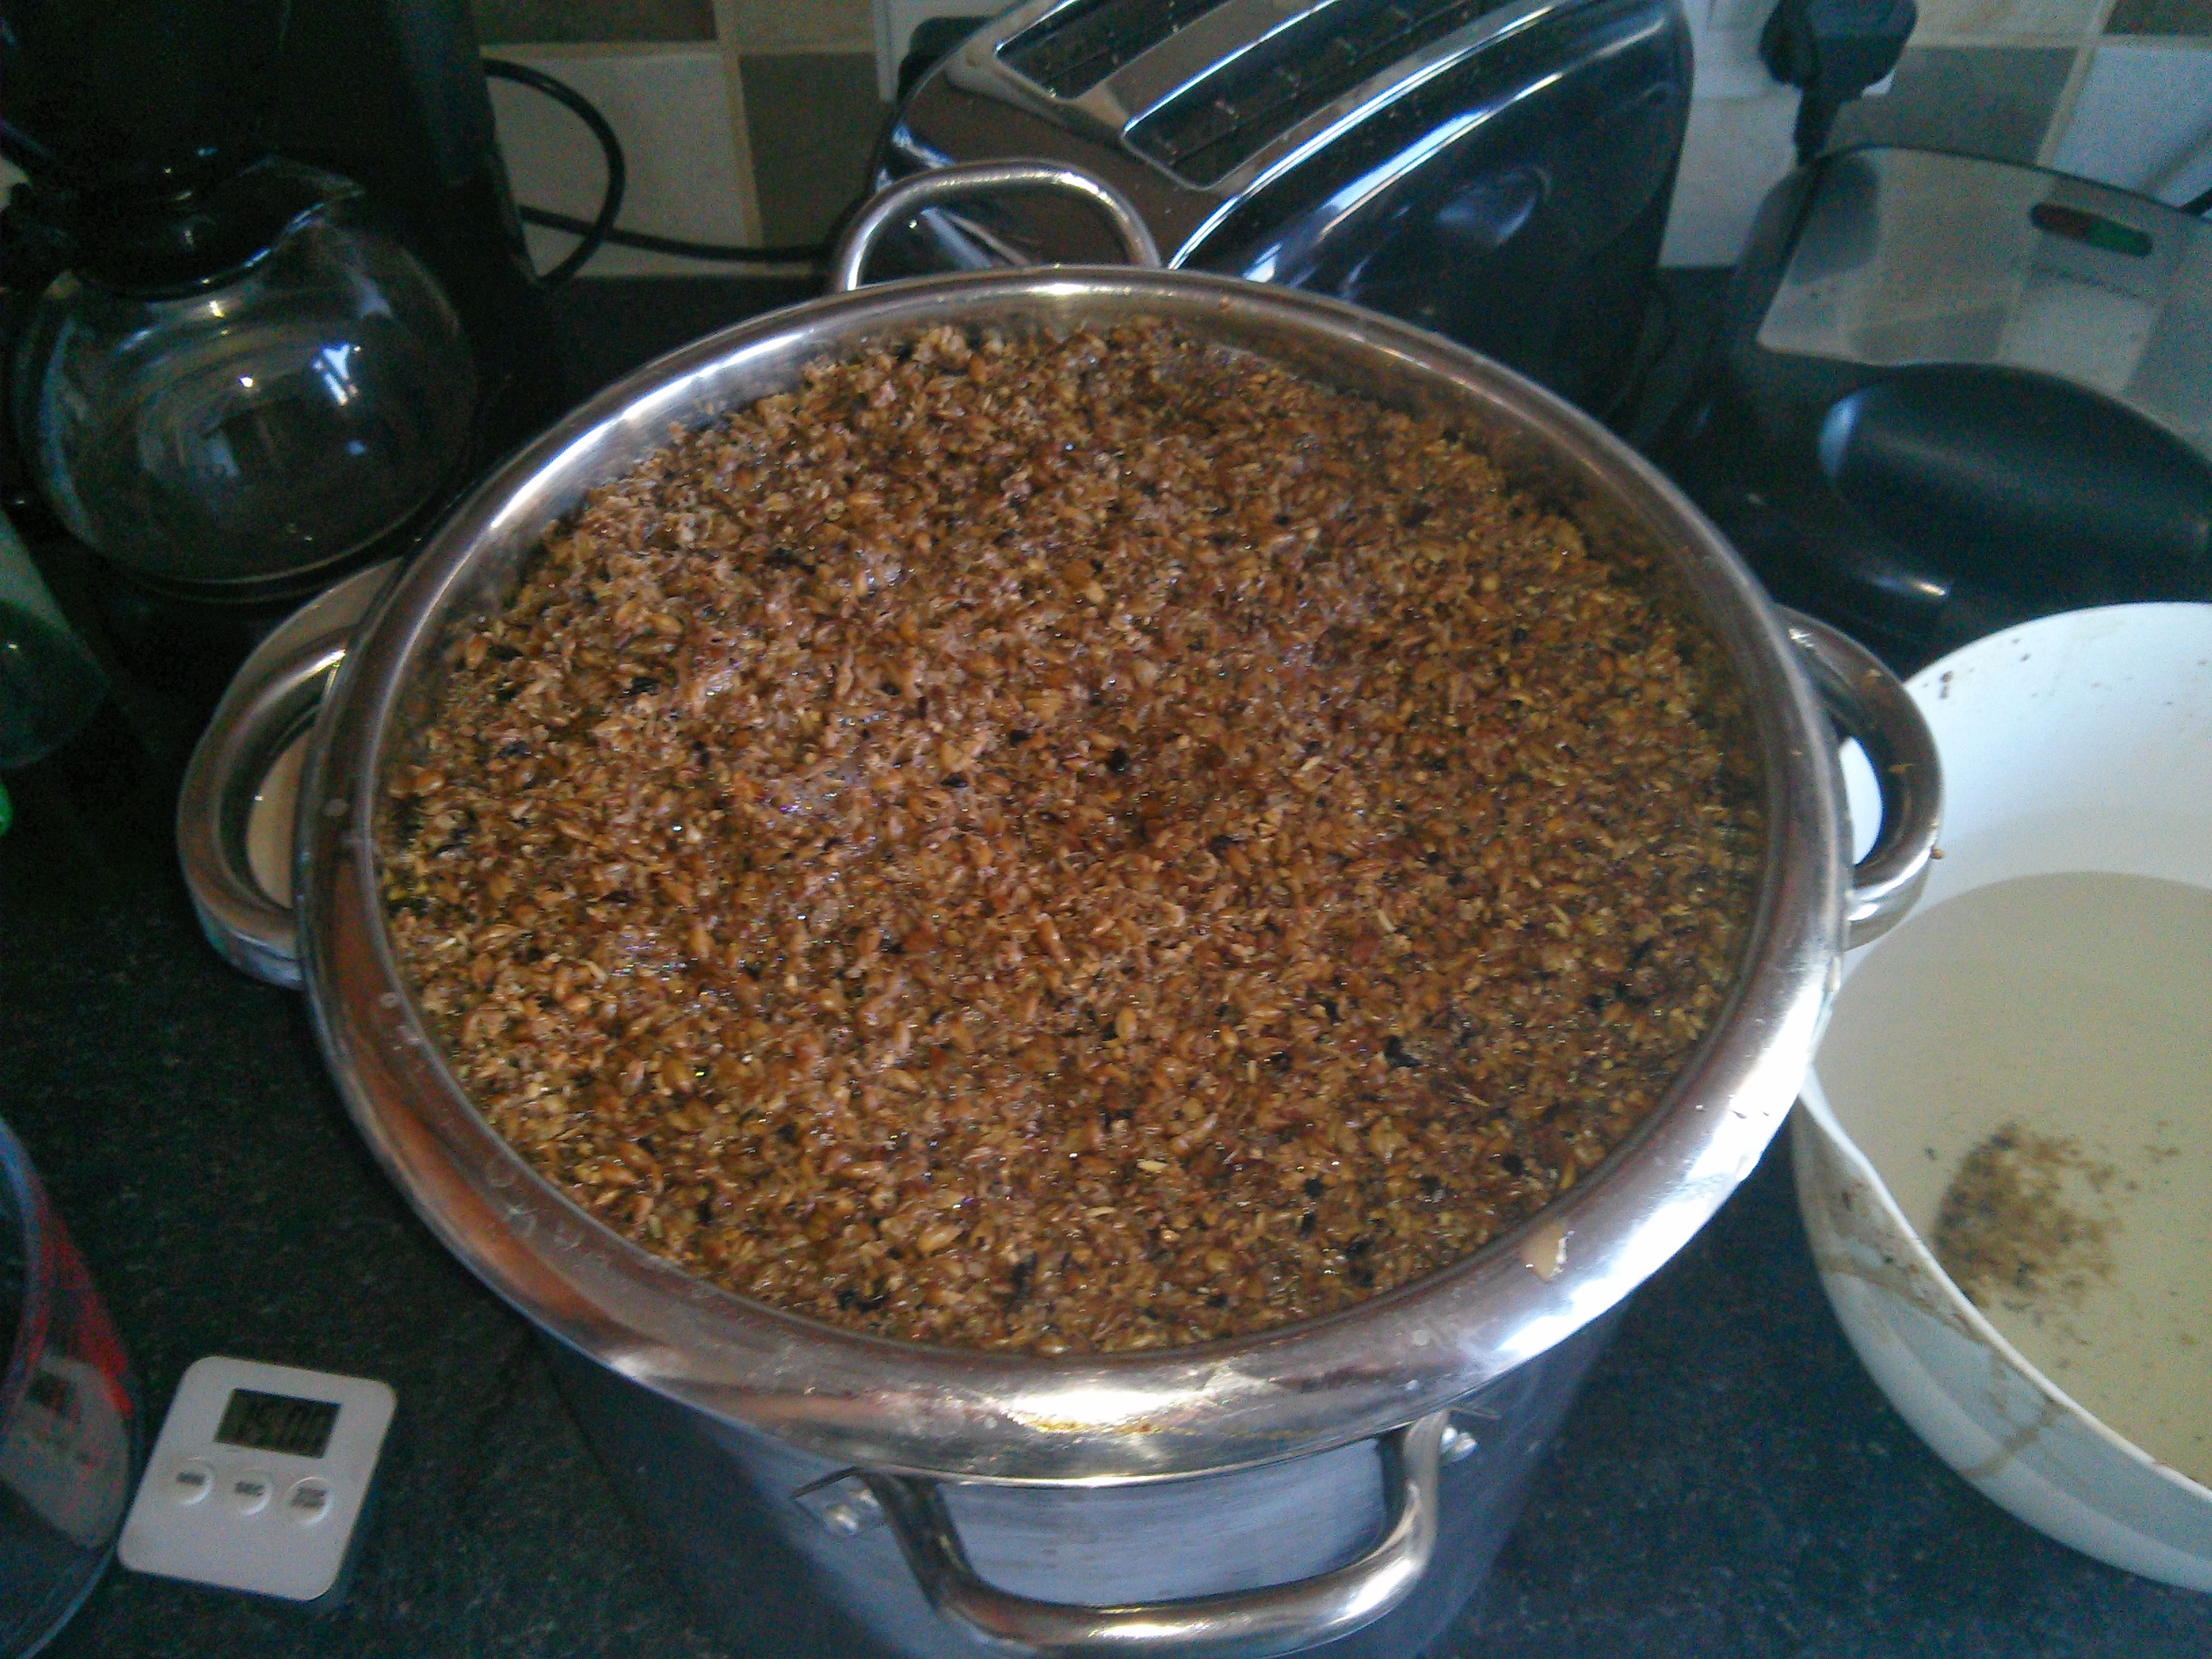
(2047, 42, 2212, 203)
(487, 47, 764, 276)
(720, 0, 874, 54)
(1662, 89, 1802, 266)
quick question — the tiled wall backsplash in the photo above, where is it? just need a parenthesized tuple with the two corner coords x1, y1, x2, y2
(476, 0, 717, 43)
(1663, 0, 2212, 260)
(478, 0, 890, 275)
(469, 3, 2212, 273)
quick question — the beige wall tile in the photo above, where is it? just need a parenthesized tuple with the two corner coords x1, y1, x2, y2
(1913, 0, 2110, 43)
(741, 50, 889, 243)
(1828, 44, 2080, 161)
(474, 0, 718, 45)
(2106, 0, 2212, 33)
(489, 46, 764, 272)
(1698, 0, 1778, 31)
(716, 0, 873, 53)
(1663, 91, 1801, 265)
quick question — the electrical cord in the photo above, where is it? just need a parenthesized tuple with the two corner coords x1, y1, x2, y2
(1758, 0, 1918, 163)
(481, 58, 626, 285)
(480, 57, 827, 276)
(513, 205, 827, 265)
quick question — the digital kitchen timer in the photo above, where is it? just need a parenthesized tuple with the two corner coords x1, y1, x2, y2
(117, 1357, 394, 1603)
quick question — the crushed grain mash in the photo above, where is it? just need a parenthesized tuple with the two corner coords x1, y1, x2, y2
(1933, 1122, 2116, 1316)
(382, 320, 1763, 1353)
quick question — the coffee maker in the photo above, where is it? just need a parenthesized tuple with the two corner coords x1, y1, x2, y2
(0, 0, 563, 639)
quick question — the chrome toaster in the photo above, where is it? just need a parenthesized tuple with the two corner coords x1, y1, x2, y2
(881, 0, 1694, 417)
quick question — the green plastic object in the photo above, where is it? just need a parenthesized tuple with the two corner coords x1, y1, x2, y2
(0, 510, 108, 769)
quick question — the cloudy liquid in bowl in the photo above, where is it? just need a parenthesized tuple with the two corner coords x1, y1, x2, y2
(245, 726, 311, 907)
(1817, 872, 2212, 1489)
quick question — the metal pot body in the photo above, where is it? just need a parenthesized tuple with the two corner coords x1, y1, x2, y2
(545, 1313, 1613, 1659)
(285, 163, 1940, 1658)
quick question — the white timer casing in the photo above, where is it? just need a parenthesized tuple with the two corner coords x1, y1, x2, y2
(118, 1356, 396, 1603)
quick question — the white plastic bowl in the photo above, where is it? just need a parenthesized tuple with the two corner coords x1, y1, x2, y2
(1794, 603, 2212, 1591)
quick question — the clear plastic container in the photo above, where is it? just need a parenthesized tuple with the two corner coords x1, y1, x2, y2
(0, 1118, 138, 1656)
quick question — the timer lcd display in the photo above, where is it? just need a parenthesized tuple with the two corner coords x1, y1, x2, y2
(213, 1388, 340, 1458)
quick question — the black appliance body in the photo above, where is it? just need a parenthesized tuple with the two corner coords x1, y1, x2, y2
(1666, 146, 2212, 671)
(268, 0, 567, 466)
(880, 0, 1693, 418)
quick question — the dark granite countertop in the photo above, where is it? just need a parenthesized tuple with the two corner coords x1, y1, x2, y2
(5, 275, 2208, 1659)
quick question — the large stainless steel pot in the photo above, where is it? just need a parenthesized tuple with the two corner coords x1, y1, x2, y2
(187, 163, 1940, 1658)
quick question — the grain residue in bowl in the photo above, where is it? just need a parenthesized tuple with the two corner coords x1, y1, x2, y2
(381, 319, 1763, 1353)
(1933, 1122, 2116, 1317)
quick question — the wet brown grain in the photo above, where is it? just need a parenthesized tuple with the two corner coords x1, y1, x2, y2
(382, 321, 1763, 1353)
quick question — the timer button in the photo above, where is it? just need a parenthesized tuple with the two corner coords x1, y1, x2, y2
(226, 1470, 275, 1516)
(171, 1460, 215, 1506)
(285, 1477, 333, 1526)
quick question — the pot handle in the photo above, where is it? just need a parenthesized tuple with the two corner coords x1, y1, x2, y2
(176, 636, 346, 988)
(859, 1411, 1446, 1657)
(177, 560, 401, 987)
(830, 160, 1164, 294)
(1779, 609, 1942, 949)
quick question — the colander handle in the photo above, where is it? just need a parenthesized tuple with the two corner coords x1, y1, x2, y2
(859, 1411, 1446, 1657)
(1780, 609, 1942, 949)
(830, 159, 1164, 294)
